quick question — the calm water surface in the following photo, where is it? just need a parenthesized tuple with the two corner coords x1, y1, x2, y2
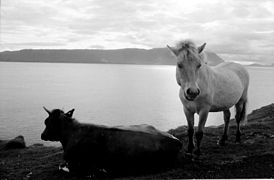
(0, 62, 273, 146)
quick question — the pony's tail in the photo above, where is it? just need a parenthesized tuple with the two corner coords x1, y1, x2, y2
(241, 100, 248, 126)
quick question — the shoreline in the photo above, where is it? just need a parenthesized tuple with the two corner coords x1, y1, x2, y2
(1, 60, 274, 69)
(1, 103, 274, 179)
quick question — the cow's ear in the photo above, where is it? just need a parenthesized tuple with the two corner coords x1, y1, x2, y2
(43, 106, 51, 115)
(65, 109, 75, 118)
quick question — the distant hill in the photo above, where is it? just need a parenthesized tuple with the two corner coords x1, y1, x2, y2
(0, 48, 224, 66)
(247, 63, 274, 67)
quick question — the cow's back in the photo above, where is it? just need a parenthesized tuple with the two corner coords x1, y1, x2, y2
(64, 123, 182, 174)
(100, 124, 182, 173)
(106, 124, 181, 155)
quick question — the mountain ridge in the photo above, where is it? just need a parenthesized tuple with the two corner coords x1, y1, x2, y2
(0, 48, 224, 66)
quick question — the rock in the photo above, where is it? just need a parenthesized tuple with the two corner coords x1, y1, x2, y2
(244, 139, 256, 144)
(247, 103, 274, 123)
(4, 135, 26, 150)
(31, 143, 44, 147)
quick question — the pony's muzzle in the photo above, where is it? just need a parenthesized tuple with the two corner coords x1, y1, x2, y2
(185, 88, 200, 101)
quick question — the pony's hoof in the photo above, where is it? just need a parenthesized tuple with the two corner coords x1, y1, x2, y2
(185, 145, 194, 155)
(185, 149, 193, 157)
(193, 149, 201, 156)
(217, 140, 226, 146)
(235, 139, 241, 144)
(235, 136, 241, 144)
(185, 152, 193, 159)
(217, 137, 227, 146)
(218, 135, 228, 145)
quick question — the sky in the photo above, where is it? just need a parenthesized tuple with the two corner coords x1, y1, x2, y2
(1, 0, 274, 65)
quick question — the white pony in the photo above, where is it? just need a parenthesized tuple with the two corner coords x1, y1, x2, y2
(167, 40, 249, 156)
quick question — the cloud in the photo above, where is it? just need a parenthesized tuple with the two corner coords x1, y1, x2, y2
(1, 0, 274, 64)
(4, 42, 66, 47)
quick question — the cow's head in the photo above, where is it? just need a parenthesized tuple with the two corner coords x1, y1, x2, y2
(41, 107, 75, 141)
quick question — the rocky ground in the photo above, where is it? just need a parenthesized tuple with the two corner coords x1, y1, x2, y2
(1, 104, 274, 179)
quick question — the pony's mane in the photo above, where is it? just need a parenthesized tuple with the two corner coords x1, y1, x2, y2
(175, 40, 198, 54)
(175, 39, 207, 63)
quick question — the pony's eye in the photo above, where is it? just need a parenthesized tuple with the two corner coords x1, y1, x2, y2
(177, 63, 183, 69)
(197, 63, 201, 69)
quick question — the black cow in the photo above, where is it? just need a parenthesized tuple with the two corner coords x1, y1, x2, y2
(41, 107, 182, 175)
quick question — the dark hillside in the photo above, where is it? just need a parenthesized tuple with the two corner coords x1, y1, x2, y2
(1, 104, 274, 179)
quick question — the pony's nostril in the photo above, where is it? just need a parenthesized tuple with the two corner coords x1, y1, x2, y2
(186, 88, 195, 96)
(186, 88, 191, 96)
(186, 88, 199, 97)
(197, 89, 200, 95)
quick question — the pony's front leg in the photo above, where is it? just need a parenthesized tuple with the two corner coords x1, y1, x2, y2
(183, 108, 195, 154)
(194, 109, 209, 156)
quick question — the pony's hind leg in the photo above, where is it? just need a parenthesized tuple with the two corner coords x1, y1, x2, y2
(235, 99, 247, 143)
(218, 109, 231, 146)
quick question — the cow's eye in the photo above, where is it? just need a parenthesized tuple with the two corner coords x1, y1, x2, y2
(45, 119, 50, 126)
(177, 63, 183, 69)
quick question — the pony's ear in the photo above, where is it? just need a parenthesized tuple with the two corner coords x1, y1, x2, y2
(167, 45, 179, 56)
(65, 109, 75, 118)
(43, 106, 51, 115)
(198, 43, 206, 53)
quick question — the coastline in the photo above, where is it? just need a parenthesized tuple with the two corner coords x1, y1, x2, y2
(1, 103, 274, 179)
